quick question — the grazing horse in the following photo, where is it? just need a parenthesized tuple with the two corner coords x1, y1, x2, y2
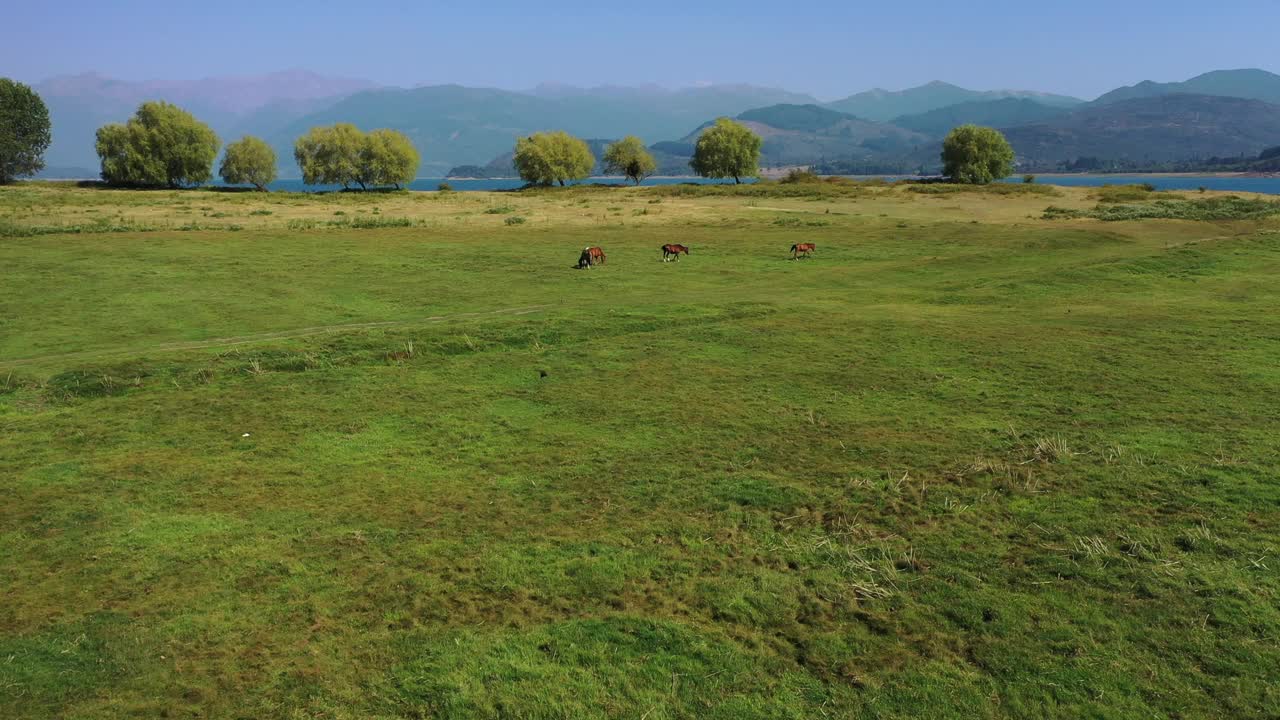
(790, 242, 816, 259)
(577, 247, 594, 269)
(661, 243, 690, 262)
(587, 246, 606, 265)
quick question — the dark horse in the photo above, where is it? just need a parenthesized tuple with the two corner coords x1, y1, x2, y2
(577, 247, 594, 269)
(661, 243, 690, 262)
(790, 242, 816, 259)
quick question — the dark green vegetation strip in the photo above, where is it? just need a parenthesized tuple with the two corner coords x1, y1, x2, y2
(2, 206, 1279, 718)
(1044, 194, 1280, 221)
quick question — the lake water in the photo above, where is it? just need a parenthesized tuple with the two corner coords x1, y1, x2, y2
(262, 177, 754, 193)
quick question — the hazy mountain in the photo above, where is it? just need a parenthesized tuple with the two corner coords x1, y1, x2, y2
(1092, 69, 1280, 106)
(891, 98, 1069, 137)
(826, 81, 1083, 121)
(1002, 94, 1280, 169)
(34, 70, 377, 174)
(270, 83, 822, 175)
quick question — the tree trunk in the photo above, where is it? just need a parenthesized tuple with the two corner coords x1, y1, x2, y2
(734, 175, 740, 184)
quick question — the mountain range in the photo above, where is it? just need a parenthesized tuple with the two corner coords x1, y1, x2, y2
(26, 68, 1280, 178)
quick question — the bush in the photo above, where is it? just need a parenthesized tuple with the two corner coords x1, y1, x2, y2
(1044, 196, 1280, 221)
(437, 182, 453, 192)
(1092, 184, 1155, 203)
(504, 215, 526, 225)
(779, 169, 821, 184)
(907, 183, 1057, 196)
(1023, 174, 1036, 184)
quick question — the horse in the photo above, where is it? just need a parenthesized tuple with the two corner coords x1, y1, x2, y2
(661, 243, 690, 262)
(577, 247, 594, 269)
(790, 242, 816, 259)
(587, 246, 606, 265)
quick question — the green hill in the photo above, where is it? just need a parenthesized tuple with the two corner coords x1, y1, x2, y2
(1093, 68, 1280, 106)
(1002, 94, 1280, 169)
(891, 98, 1069, 138)
(826, 81, 1082, 122)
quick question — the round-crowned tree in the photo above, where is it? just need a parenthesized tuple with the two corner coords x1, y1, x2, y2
(941, 125, 1015, 184)
(0, 78, 53, 184)
(95, 101, 219, 187)
(603, 136, 657, 185)
(361, 129, 420, 189)
(690, 118, 761, 184)
(513, 131, 594, 186)
(220, 136, 277, 190)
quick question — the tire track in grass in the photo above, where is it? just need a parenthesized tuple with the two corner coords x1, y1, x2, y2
(0, 304, 554, 369)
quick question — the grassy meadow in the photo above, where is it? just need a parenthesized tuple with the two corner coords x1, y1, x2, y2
(1, 181, 1278, 718)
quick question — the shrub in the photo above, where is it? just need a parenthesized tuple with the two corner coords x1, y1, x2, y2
(504, 215, 526, 225)
(438, 182, 453, 192)
(1044, 196, 1280, 221)
(907, 183, 1057, 196)
(780, 169, 821, 184)
(1093, 184, 1155, 203)
(1023, 174, 1036, 184)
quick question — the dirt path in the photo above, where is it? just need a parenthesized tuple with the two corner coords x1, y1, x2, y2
(0, 304, 554, 369)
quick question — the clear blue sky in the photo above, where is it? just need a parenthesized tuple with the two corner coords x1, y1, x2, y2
(5, 0, 1278, 100)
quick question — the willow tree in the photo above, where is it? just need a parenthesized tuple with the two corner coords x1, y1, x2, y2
(603, 136, 657, 185)
(95, 101, 219, 187)
(513, 131, 594, 186)
(295, 124, 420, 189)
(360, 129, 420, 189)
(219, 136, 277, 190)
(690, 118, 761, 184)
(941, 125, 1015, 184)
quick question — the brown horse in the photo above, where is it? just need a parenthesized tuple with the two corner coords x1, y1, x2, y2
(587, 246, 606, 265)
(790, 242, 816, 259)
(661, 243, 689, 262)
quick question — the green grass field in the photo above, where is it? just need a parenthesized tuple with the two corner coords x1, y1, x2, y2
(2, 182, 1278, 718)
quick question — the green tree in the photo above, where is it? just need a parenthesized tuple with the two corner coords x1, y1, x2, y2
(513, 131, 594, 186)
(941, 125, 1015, 184)
(219, 136, 277, 191)
(603, 136, 657, 185)
(295, 124, 420, 190)
(0, 78, 52, 184)
(361, 129, 420, 189)
(95, 101, 219, 187)
(689, 118, 761, 184)
(294, 123, 365, 189)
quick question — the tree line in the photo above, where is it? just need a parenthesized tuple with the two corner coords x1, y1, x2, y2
(2, 75, 1022, 189)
